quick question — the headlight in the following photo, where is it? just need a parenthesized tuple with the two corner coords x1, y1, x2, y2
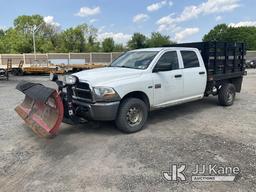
(93, 87, 120, 101)
(63, 75, 77, 85)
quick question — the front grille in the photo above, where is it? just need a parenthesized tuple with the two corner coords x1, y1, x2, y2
(77, 82, 90, 90)
(72, 82, 93, 102)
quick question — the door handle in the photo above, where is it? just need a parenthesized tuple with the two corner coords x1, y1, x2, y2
(174, 74, 182, 78)
(199, 71, 205, 75)
(155, 84, 161, 89)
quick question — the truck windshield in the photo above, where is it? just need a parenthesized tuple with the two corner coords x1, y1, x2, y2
(110, 51, 158, 70)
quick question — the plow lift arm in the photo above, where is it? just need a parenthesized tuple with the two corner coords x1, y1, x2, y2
(15, 81, 64, 137)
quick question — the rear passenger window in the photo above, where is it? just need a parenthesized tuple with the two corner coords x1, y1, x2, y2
(181, 51, 200, 68)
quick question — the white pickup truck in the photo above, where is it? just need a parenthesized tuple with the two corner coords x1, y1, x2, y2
(15, 42, 246, 136)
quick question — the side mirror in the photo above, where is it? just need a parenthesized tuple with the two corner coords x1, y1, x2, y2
(50, 73, 58, 82)
(153, 63, 172, 72)
(153, 67, 158, 73)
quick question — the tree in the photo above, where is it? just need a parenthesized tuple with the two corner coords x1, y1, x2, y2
(0, 15, 61, 53)
(203, 24, 256, 50)
(38, 40, 55, 53)
(1, 28, 32, 53)
(0, 41, 4, 53)
(57, 26, 86, 52)
(83, 25, 98, 44)
(203, 24, 230, 42)
(146, 32, 173, 47)
(0, 29, 4, 37)
(85, 34, 101, 52)
(0, 29, 4, 53)
(0, 18, 99, 53)
(74, 24, 100, 52)
(86, 41, 101, 52)
(14, 15, 45, 32)
(102, 38, 115, 52)
(128, 33, 147, 49)
(114, 44, 125, 52)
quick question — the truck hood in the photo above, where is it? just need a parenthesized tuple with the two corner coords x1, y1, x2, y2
(73, 67, 143, 86)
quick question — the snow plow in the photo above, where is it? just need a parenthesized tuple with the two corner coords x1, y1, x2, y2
(15, 81, 64, 137)
(15, 75, 92, 137)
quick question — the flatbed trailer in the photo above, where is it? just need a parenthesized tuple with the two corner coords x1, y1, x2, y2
(17, 63, 107, 75)
(22, 65, 65, 74)
(57, 63, 108, 73)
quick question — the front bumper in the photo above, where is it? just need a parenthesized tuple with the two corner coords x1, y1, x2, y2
(57, 80, 120, 124)
(62, 94, 120, 124)
(72, 100, 120, 121)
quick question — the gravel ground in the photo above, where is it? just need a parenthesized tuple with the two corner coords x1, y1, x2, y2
(0, 70, 256, 192)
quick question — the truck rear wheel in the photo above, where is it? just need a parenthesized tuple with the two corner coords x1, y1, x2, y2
(115, 98, 148, 133)
(218, 83, 236, 106)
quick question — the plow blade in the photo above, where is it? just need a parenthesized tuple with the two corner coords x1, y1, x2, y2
(15, 81, 64, 137)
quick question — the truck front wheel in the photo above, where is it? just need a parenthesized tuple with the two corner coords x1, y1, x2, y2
(115, 98, 148, 133)
(218, 83, 236, 106)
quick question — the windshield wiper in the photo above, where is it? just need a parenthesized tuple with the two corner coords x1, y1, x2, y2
(110, 66, 135, 69)
(120, 66, 135, 69)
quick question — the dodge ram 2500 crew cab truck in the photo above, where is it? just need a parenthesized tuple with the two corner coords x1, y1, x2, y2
(15, 42, 246, 135)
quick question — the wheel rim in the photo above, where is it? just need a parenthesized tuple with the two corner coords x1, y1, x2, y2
(227, 91, 234, 103)
(126, 106, 143, 126)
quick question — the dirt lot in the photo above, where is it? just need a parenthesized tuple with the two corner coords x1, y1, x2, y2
(0, 70, 256, 192)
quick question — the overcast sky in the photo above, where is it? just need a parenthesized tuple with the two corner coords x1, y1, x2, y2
(0, 0, 255, 44)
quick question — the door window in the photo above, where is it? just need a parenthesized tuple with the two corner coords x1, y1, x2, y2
(181, 51, 200, 68)
(154, 51, 179, 71)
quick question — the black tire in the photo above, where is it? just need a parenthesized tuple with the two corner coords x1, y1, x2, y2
(6, 71, 9, 81)
(115, 98, 148, 133)
(218, 83, 236, 106)
(12, 69, 18, 76)
(17, 69, 24, 76)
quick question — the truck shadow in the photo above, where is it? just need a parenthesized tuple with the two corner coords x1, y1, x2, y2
(59, 121, 121, 136)
(148, 96, 219, 124)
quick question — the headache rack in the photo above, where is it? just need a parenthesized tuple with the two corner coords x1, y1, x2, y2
(169, 42, 246, 81)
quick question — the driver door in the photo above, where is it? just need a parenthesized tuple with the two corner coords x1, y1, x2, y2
(152, 51, 184, 107)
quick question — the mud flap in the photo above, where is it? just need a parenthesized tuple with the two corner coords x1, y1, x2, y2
(15, 81, 64, 137)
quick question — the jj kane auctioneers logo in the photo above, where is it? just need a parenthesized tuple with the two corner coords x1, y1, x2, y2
(163, 163, 240, 182)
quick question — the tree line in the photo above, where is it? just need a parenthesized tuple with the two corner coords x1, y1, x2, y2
(203, 24, 256, 50)
(0, 15, 174, 54)
(0, 15, 256, 54)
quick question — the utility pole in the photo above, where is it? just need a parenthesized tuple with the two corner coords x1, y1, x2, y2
(28, 23, 44, 63)
(32, 27, 36, 61)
